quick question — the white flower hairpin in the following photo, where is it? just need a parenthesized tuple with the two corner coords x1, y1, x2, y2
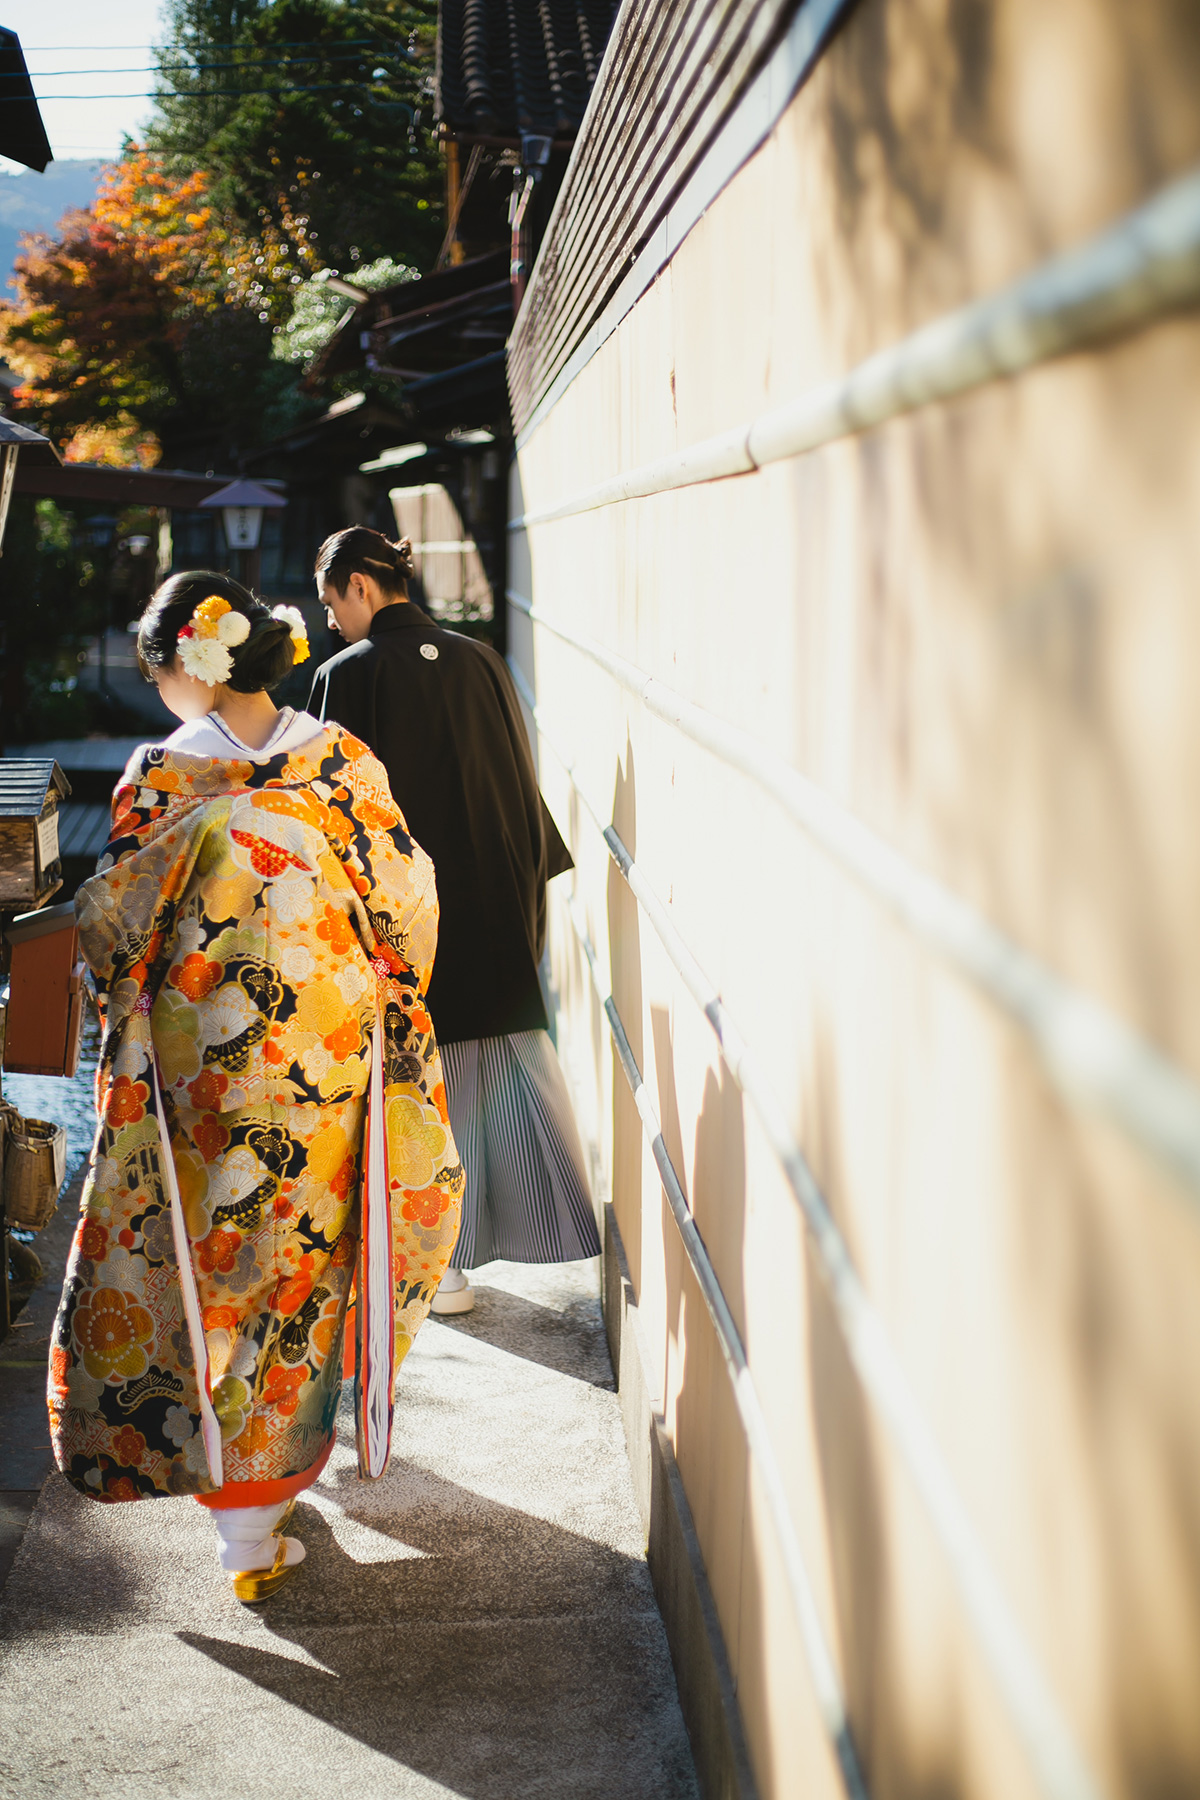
(272, 604, 310, 665)
(176, 595, 250, 686)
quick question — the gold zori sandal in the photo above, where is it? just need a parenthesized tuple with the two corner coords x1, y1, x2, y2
(232, 1536, 298, 1604)
(231, 1500, 302, 1604)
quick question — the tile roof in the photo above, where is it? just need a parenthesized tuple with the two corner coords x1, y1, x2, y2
(437, 0, 619, 140)
(0, 761, 69, 817)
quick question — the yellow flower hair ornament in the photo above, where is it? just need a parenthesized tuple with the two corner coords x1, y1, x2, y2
(176, 594, 251, 686)
(272, 604, 310, 665)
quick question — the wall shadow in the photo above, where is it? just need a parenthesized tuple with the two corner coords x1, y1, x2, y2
(802, 1023, 957, 1800)
(608, 732, 644, 1299)
(650, 1010, 755, 1748)
(436, 1280, 616, 1389)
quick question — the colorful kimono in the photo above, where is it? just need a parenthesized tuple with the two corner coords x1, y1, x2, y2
(48, 724, 464, 1502)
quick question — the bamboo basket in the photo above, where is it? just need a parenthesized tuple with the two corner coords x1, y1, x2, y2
(3, 1112, 68, 1231)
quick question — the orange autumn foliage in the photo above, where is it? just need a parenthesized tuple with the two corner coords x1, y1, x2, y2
(0, 148, 319, 467)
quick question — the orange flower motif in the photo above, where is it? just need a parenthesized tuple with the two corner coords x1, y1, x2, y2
(235, 1415, 274, 1456)
(196, 1226, 241, 1275)
(73, 1287, 155, 1381)
(103, 1476, 140, 1503)
(274, 1265, 313, 1316)
(171, 954, 224, 1001)
(193, 1114, 230, 1162)
(203, 1303, 239, 1331)
(79, 1219, 108, 1261)
(261, 1364, 308, 1416)
(358, 799, 399, 831)
(111, 1425, 147, 1467)
(401, 1186, 450, 1230)
(187, 1066, 229, 1111)
(316, 904, 357, 957)
(331, 1232, 356, 1269)
(106, 1074, 149, 1128)
(323, 1018, 360, 1060)
(329, 1155, 356, 1202)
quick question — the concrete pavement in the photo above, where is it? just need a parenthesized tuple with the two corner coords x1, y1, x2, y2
(0, 1257, 699, 1799)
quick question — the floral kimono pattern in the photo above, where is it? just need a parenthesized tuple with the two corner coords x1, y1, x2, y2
(49, 725, 464, 1501)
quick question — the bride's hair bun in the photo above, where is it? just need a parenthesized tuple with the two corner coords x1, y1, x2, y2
(136, 571, 296, 693)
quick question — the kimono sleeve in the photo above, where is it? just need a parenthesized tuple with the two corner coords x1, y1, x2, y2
(329, 736, 440, 996)
(74, 747, 202, 1021)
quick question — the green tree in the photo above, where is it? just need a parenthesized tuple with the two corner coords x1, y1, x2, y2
(148, 0, 444, 276)
(0, 500, 110, 740)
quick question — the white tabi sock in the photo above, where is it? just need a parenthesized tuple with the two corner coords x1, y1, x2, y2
(439, 1268, 470, 1293)
(211, 1500, 306, 1573)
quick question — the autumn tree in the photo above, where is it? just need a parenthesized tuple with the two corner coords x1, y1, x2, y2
(0, 150, 320, 466)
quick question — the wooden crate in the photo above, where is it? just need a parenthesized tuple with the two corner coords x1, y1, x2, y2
(0, 760, 70, 908)
(3, 900, 84, 1078)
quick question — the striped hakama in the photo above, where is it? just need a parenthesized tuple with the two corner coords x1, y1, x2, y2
(440, 1030, 601, 1267)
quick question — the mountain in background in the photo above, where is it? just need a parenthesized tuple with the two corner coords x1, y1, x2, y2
(0, 160, 104, 291)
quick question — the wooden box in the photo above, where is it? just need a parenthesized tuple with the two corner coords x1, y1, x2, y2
(0, 760, 70, 908)
(4, 901, 85, 1078)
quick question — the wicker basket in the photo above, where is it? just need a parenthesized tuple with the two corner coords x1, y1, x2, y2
(3, 1112, 68, 1231)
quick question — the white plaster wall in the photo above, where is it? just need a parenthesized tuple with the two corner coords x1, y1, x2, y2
(510, 4, 1200, 1795)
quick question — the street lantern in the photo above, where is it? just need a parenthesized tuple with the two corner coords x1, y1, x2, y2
(224, 504, 263, 550)
(199, 478, 286, 553)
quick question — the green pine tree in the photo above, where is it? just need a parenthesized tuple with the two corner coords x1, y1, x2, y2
(146, 0, 444, 276)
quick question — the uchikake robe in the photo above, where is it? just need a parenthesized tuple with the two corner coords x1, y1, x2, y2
(48, 724, 464, 1502)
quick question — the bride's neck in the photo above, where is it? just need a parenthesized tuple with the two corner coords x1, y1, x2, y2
(212, 687, 282, 750)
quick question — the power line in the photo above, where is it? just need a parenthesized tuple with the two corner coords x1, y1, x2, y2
(0, 85, 408, 103)
(11, 54, 410, 77)
(16, 40, 389, 52)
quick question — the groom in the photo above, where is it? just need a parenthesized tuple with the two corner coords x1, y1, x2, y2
(308, 527, 600, 1314)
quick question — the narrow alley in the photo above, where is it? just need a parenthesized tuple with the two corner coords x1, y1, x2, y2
(0, 1245, 699, 1799)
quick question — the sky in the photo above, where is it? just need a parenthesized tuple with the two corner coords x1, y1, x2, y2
(0, 0, 165, 174)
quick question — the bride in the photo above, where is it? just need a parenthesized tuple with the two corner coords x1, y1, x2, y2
(49, 571, 463, 1601)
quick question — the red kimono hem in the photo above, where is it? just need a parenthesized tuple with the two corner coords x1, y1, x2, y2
(192, 1439, 334, 1510)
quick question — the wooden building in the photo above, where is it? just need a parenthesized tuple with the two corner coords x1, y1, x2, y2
(306, 1, 620, 645)
(507, 3, 1200, 1798)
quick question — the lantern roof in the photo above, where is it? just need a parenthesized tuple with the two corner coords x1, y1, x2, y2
(198, 479, 286, 511)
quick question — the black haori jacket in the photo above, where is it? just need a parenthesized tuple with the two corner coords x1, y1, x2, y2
(310, 603, 572, 1044)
